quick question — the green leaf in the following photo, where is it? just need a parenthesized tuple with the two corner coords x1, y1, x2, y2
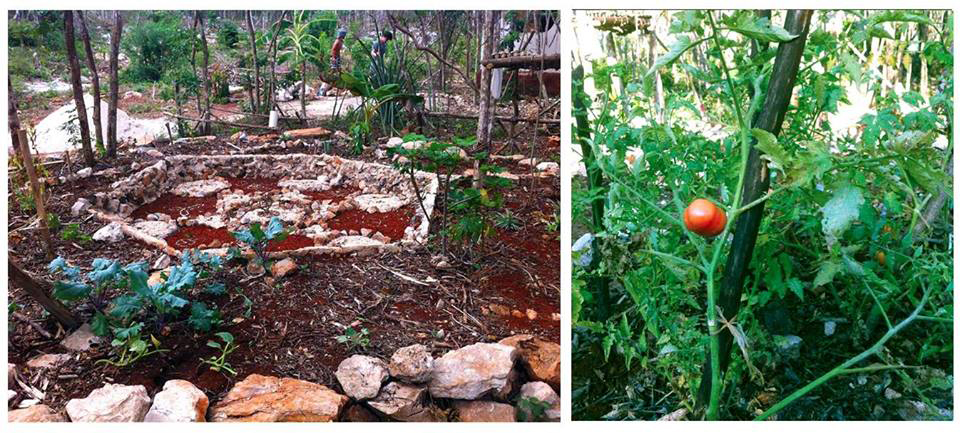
(205, 282, 227, 296)
(903, 158, 946, 195)
(264, 217, 287, 241)
(109, 295, 143, 319)
(88, 259, 122, 285)
(814, 259, 843, 287)
(127, 269, 152, 298)
(91, 312, 110, 336)
(727, 17, 798, 43)
(787, 278, 804, 302)
(165, 263, 197, 292)
(821, 185, 864, 245)
(215, 332, 234, 344)
(752, 128, 789, 169)
(646, 35, 702, 78)
(601, 334, 614, 361)
(53, 281, 92, 301)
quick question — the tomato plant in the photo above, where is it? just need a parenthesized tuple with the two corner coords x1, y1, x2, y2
(573, 9, 952, 421)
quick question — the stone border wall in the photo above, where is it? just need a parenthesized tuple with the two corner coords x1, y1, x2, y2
(88, 154, 438, 257)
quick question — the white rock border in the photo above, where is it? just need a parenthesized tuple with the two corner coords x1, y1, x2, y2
(85, 154, 438, 258)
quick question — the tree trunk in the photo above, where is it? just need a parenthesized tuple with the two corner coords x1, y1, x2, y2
(301, 60, 307, 120)
(77, 11, 104, 150)
(8, 76, 23, 159)
(107, 11, 121, 156)
(919, 12, 930, 100)
(265, 12, 287, 113)
(696, 10, 813, 409)
(245, 11, 261, 113)
(16, 129, 54, 259)
(476, 10, 497, 152)
(64, 11, 94, 167)
(9, 257, 78, 329)
(197, 12, 212, 135)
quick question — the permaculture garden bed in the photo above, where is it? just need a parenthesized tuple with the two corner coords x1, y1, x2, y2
(86, 153, 438, 257)
(8, 134, 561, 420)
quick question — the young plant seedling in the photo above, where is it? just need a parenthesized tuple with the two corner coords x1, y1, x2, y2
(200, 332, 238, 375)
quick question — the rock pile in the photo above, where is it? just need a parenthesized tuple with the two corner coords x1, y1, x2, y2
(9, 336, 560, 423)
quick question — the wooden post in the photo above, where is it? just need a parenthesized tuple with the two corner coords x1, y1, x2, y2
(8, 257, 78, 329)
(696, 10, 812, 408)
(17, 130, 54, 259)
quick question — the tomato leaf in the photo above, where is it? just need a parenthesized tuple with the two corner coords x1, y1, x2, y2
(821, 185, 864, 245)
(726, 16, 798, 43)
(646, 35, 702, 78)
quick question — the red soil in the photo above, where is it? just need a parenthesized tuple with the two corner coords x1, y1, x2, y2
(327, 206, 414, 241)
(265, 234, 315, 252)
(129, 194, 218, 220)
(165, 226, 235, 250)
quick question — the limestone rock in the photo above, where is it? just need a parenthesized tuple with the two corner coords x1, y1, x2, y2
(210, 374, 347, 422)
(26, 353, 72, 370)
(499, 334, 560, 391)
(93, 222, 124, 243)
(353, 194, 406, 213)
(77, 167, 93, 178)
(535, 162, 559, 176)
(8, 404, 66, 422)
(65, 383, 151, 422)
(173, 179, 231, 197)
(131, 220, 178, 239)
(270, 258, 298, 278)
(61, 323, 102, 351)
(327, 236, 385, 249)
(428, 343, 518, 400)
(71, 198, 91, 216)
(335, 355, 389, 400)
(389, 344, 434, 383)
(517, 381, 560, 421)
(144, 380, 209, 422)
(367, 382, 428, 421)
(453, 400, 516, 422)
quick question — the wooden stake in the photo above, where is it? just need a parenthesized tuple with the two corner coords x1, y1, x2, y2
(8, 257, 78, 329)
(17, 130, 54, 259)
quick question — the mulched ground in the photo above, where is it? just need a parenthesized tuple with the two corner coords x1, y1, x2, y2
(7, 129, 560, 413)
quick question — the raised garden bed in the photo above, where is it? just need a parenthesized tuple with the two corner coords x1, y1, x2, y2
(85, 154, 438, 257)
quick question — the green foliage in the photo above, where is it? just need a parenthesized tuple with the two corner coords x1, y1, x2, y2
(573, 10, 953, 420)
(335, 327, 370, 350)
(123, 12, 193, 82)
(494, 209, 522, 230)
(49, 250, 227, 367)
(516, 396, 553, 422)
(216, 20, 241, 49)
(229, 216, 288, 270)
(200, 332, 238, 375)
(60, 223, 92, 244)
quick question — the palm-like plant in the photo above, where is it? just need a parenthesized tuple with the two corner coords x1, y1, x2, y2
(278, 11, 322, 120)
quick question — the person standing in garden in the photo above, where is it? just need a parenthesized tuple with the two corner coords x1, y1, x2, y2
(368, 30, 393, 80)
(318, 28, 347, 97)
(371, 30, 393, 58)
